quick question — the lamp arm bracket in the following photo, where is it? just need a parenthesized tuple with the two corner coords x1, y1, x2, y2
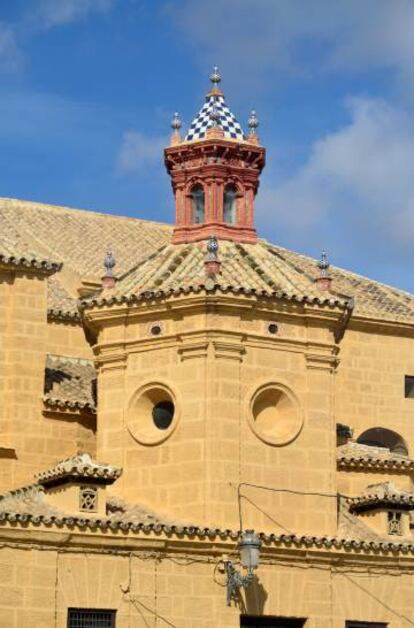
(224, 561, 255, 606)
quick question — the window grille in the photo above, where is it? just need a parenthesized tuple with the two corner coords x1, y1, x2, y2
(387, 511, 402, 535)
(346, 622, 387, 628)
(79, 486, 98, 512)
(241, 617, 305, 627)
(67, 608, 116, 628)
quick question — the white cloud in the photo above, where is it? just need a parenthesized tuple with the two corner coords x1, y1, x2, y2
(0, 23, 23, 73)
(173, 0, 414, 90)
(257, 97, 414, 252)
(32, 0, 114, 29)
(116, 130, 166, 174)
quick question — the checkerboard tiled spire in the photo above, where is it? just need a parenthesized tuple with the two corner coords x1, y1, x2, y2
(185, 66, 245, 142)
(164, 68, 266, 244)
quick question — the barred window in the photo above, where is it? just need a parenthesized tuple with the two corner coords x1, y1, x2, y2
(67, 608, 116, 628)
(346, 622, 387, 628)
(388, 511, 402, 535)
(241, 618, 305, 627)
(79, 486, 97, 512)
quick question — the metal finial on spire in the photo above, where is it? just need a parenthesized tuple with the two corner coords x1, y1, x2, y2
(171, 112, 182, 131)
(317, 251, 330, 278)
(104, 248, 116, 277)
(210, 65, 221, 87)
(248, 109, 259, 134)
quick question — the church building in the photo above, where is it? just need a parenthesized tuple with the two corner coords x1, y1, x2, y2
(1, 68, 414, 627)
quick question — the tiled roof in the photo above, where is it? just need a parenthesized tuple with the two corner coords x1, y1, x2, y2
(0, 202, 61, 272)
(35, 453, 121, 486)
(274, 243, 414, 324)
(1, 488, 414, 552)
(185, 93, 244, 142)
(1, 464, 414, 552)
(47, 276, 81, 320)
(0, 197, 171, 316)
(347, 481, 414, 512)
(44, 354, 97, 412)
(83, 240, 352, 311)
(337, 496, 385, 542)
(3, 197, 414, 324)
(337, 442, 414, 471)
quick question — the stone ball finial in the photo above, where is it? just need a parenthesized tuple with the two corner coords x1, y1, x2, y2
(171, 112, 182, 131)
(210, 65, 221, 87)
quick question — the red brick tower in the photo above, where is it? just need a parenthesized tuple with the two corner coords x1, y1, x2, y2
(165, 67, 266, 244)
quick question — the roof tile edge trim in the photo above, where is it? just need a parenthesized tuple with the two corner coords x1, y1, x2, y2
(80, 284, 352, 311)
(337, 458, 414, 471)
(0, 512, 414, 554)
(47, 308, 82, 323)
(43, 397, 96, 413)
(0, 254, 62, 274)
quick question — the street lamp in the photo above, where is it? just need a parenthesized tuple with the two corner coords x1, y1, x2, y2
(224, 529, 261, 605)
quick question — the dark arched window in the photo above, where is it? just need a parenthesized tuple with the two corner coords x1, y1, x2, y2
(191, 184, 204, 224)
(357, 427, 408, 456)
(223, 184, 237, 225)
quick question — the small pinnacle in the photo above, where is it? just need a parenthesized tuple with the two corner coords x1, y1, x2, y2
(206, 235, 219, 261)
(104, 248, 116, 277)
(210, 65, 221, 87)
(171, 112, 182, 131)
(317, 251, 330, 278)
(248, 109, 259, 133)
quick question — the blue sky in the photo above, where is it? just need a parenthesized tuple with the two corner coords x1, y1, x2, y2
(1, 1, 414, 290)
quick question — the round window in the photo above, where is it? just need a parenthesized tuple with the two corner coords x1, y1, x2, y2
(150, 324, 162, 336)
(127, 383, 179, 445)
(152, 400, 174, 430)
(248, 383, 302, 446)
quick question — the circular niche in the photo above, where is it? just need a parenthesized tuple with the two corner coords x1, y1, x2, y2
(127, 383, 179, 445)
(249, 383, 302, 446)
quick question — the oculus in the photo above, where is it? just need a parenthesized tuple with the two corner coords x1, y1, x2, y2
(127, 383, 179, 445)
(249, 383, 302, 446)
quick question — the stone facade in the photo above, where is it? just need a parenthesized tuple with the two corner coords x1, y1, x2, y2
(1, 72, 414, 627)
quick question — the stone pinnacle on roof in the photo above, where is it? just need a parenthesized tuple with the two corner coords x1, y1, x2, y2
(185, 67, 245, 142)
(316, 251, 332, 291)
(248, 109, 260, 144)
(171, 112, 182, 131)
(170, 112, 182, 146)
(102, 247, 116, 289)
(248, 109, 259, 134)
(318, 251, 330, 277)
(205, 235, 221, 277)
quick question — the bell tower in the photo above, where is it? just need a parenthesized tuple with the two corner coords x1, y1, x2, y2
(165, 67, 266, 244)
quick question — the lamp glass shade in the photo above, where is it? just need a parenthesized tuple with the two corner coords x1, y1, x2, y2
(239, 529, 261, 570)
